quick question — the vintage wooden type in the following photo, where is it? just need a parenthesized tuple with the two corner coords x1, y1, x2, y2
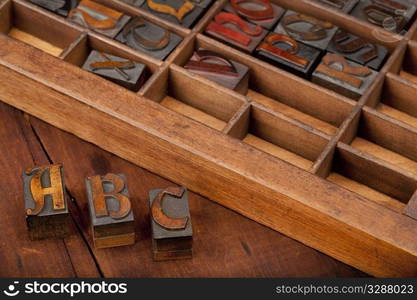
(68, 0, 130, 38)
(115, 17, 182, 60)
(23, 164, 70, 240)
(119, 0, 145, 7)
(312, 0, 358, 12)
(205, 11, 267, 53)
(223, 0, 286, 30)
(82, 50, 147, 91)
(149, 187, 193, 261)
(28, 0, 80, 16)
(3, 0, 417, 277)
(351, 0, 417, 33)
(327, 29, 388, 70)
(86, 173, 135, 248)
(312, 53, 378, 99)
(255, 33, 322, 78)
(184, 48, 250, 93)
(274, 10, 338, 50)
(140, 0, 205, 28)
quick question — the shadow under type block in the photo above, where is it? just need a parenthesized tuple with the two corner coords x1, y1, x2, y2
(312, 53, 378, 99)
(223, 0, 285, 30)
(115, 17, 182, 60)
(24, 164, 70, 240)
(29, 0, 79, 16)
(82, 50, 147, 91)
(140, 0, 210, 28)
(184, 48, 250, 93)
(149, 187, 193, 261)
(67, 0, 130, 38)
(86, 173, 135, 249)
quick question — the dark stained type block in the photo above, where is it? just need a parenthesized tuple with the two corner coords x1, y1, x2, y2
(312, 53, 378, 99)
(255, 33, 322, 79)
(82, 50, 147, 91)
(184, 48, 250, 93)
(86, 173, 135, 249)
(190, 0, 213, 8)
(24, 164, 70, 240)
(67, 0, 131, 38)
(274, 10, 338, 50)
(115, 17, 182, 60)
(149, 187, 192, 261)
(312, 0, 359, 12)
(205, 11, 267, 54)
(327, 29, 388, 70)
(140, 0, 205, 28)
(350, 0, 417, 33)
(224, 0, 286, 30)
(29, 0, 80, 16)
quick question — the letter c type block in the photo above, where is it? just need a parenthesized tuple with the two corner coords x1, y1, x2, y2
(86, 173, 135, 249)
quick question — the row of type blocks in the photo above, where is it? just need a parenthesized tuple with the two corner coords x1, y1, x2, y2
(23, 164, 193, 261)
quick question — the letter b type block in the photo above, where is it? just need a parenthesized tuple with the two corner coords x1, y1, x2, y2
(24, 164, 70, 240)
(86, 173, 135, 249)
(149, 187, 193, 261)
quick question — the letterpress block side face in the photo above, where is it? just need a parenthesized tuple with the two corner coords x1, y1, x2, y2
(149, 187, 193, 259)
(23, 164, 70, 240)
(115, 17, 182, 60)
(274, 10, 338, 50)
(313, 0, 359, 13)
(82, 50, 147, 91)
(29, 0, 80, 16)
(312, 53, 378, 99)
(255, 33, 322, 79)
(205, 12, 267, 53)
(86, 173, 135, 248)
(141, 0, 205, 28)
(68, 0, 131, 38)
(351, 0, 417, 33)
(184, 48, 250, 93)
(327, 30, 388, 70)
(224, 0, 286, 30)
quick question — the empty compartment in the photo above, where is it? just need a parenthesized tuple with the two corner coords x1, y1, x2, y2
(61, 33, 160, 92)
(327, 143, 416, 212)
(226, 104, 330, 171)
(398, 41, 417, 83)
(143, 65, 247, 131)
(174, 34, 355, 136)
(0, 0, 82, 57)
(347, 107, 417, 177)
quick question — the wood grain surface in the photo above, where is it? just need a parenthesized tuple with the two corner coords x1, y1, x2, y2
(0, 101, 364, 277)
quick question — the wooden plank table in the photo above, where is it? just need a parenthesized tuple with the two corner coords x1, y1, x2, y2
(0, 101, 365, 277)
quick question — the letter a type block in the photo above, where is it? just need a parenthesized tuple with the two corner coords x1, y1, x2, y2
(149, 187, 193, 261)
(24, 164, 70, 240)
(86, 173, 135, 249)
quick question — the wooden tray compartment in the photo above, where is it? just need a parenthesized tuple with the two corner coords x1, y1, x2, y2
(0, 0, 82, 57)
(224, 103, 330, 171)
(142, 64, 247, 131)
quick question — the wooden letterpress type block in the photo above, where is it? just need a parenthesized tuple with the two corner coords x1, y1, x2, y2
(149, 187, 192, 261)
(140, 0, 205, 28)
(24, 164, 70, 240)
(115, 17, 182, 60)
(205, 12, 267, 54)
(224, 0, 285, 30)
(327, 29, 388, 70)
(312, 53, 378, 99)
(82, 50, 147, 91)
(86, 173, 135, 249)
(119, 0, 145, 7)
(312, 0, 359, 13)
(68, 0, 130, 38)
(29, 0, 80, 17)
(190, 0, 213, 8)
(351, 0, 417, 33)
(184, 48, 250, 93)
(255, 33, 321, 79)
(274, 10, 338, 50)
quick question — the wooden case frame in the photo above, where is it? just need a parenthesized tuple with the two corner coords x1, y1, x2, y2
(1, 0, 417, 277)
